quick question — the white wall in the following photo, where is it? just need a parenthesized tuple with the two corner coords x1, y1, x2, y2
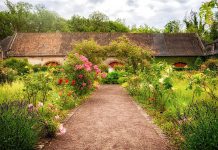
(17, 56, 66, 65)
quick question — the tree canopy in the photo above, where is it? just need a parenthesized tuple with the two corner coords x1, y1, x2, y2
(0, 0, 217, 42)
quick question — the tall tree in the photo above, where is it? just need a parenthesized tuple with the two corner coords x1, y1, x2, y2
(164, 20, 181, 33)
(131, 24, 160, 33)
(5, 0, 33, 32)
(184, 11, 208, 40)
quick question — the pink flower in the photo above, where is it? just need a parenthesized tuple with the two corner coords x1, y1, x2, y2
(82, 82, 87, 87)
(80, 55, 88, 63)
(96, 69, 101, 74)
(93, 65, 101, 74)
(28, 104, 34, 112)
(78, 74, 83, 79)
(101, 72, 107, 78)
(75, 64, 84, 70)
(93, 65, 99, 70)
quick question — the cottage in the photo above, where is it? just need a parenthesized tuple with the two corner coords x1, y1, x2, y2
(0, 32, 210, 67)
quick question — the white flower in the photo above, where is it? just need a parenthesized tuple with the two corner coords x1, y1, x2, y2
(57, 124, 67, 135)
(148, 84, 154, 91)
(55, 115, 60, 120)
(165, 66, 173, 74)
(38, 102, 43, 107)
(159, 78, 164, 84)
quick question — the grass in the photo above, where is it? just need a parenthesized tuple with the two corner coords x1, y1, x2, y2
(0, 81, 24, 104)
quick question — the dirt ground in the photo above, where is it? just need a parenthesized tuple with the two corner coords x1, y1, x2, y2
(44, 85, 170, 150)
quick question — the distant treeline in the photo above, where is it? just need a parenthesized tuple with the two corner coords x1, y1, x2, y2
(0, 0, 217, 42)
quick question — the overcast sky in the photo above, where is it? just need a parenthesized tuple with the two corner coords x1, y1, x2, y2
(0, 0, 209, 28)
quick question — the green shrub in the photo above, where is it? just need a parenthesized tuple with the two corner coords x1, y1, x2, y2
(32, 65, 48, 72)
(0, 67, 17, 84)
(204, 58, 218, 71)
(118, 76, 128, 84)
(102, 71, 120, 84)
(23, 72, 53, 105)
(180, 101, 218, 150)
(193, 57, 203, 70)
(37, 117, 58, 138)
(3, 58, 31, 75)
(0, 108, 38, 150)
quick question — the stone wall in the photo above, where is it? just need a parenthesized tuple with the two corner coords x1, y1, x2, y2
(16, 56, 66, 65)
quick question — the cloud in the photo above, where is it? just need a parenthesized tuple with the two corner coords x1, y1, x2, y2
(0, 0, 207, 28)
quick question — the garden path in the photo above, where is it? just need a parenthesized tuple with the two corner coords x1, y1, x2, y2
(44, 85, 170, 150)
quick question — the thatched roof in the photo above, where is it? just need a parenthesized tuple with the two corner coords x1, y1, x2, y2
(1, 32, 205, 57)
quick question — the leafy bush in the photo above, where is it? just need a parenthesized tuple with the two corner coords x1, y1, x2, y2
(127, 62, 175, 112)
(0, 81, 24, 103)
(118, 76, 128, 84)
(37, 106, 59, 138)
(107, 36, 151, 72)
(32, 65, 48, 72)
(203, 58, 218, 71)
(23, 72, 53, 105)
(73, 39, 106, 64)
(3, 58, 31, 75)
(0, 106, 38, 150)
(102, 71, 120, 84)
(0, 67, 17, 84)
(179, 101, 218, 150)
(193, 57, 203, 70)
(61, 53, 106, 96)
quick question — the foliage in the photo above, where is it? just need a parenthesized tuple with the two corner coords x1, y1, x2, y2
(107, 36, 151, 72)
(184, 11, 207, 40)
(62, 53, 106, 96)
(68, 12, 129, 32)
(73, 39, 105, 64)
(164, 20, 181, 33)
(130, 24, 161, 33)
(0, 104, 38, 150)
(203, 58, 218, 71)
(23, 72, 53, 105)
(102, 71, 120, 84)
(193, 57, 203, 70)
(32, 64, 48, 72)
(3, 58, 30, 75)
(127, 62, 174, 112)
(126, 61, 218, 148)
(187, 70, 218, 101)
(0, 81, 24, 103)
(184, 0, 218, 42)
(199, 0, 218, 25)
(0, 61, 17, 84)
(179, 101, 218, 150)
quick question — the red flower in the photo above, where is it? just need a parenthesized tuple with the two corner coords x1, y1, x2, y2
(71, 80, 76, 86)
(78, 74, 83, 79)
(68, 91, 73, 96)
(65, 79, 69, 84)
(58, 79, 63, 85)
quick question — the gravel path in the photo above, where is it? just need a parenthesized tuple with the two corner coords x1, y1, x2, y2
(44, 85, 170, 150)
